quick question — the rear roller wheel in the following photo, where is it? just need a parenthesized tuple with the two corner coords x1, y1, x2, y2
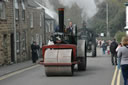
(78, 57, 87, 71)
(77, 40, 87, 71)
(92, 44, 96, 57)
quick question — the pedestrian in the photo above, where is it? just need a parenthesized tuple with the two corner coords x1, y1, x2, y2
(117, 36, 128, 85)
(31, 41, 38, 63)
(107, 45, 110, 55)
(101, 41, 107, 54)
(97, 40, 101, 47)
(110, 39, 118, 65)
(55, 25, 59, 32)
(99, 40, 102, 48)
(116, 42, 122, 52)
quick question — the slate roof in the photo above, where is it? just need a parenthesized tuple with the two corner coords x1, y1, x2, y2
(27, 0, 40, 7)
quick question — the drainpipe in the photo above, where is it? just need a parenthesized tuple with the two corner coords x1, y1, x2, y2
(124, 2, 128, 36)
(43, 9, 46, 44)
(13, 0, 17, 63)
(106, 3, 110, 37)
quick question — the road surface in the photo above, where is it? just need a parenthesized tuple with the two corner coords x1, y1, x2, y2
(0, 48, 123, 85)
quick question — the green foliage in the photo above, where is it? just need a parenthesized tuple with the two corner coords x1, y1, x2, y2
(88, 0, 127, 37)
(115, 31, 126, 43)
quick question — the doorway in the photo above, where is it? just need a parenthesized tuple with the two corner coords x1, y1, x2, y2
(10, 34, 15, 62)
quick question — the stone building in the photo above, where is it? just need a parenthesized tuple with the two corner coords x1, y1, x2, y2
(27, 0, 55, 44)
(0, 0, 14, 65)
(26, 4, 45, 58)
(0, 0, 45, 65)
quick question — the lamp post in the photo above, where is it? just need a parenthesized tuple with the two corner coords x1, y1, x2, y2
(124, 2, 128, 36)
(43, 9, 46, 44)
(106, 3, 110, 37)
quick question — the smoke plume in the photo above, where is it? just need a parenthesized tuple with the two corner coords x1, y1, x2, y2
(58, 0, 104, 20)
(36, 0, 104, 27)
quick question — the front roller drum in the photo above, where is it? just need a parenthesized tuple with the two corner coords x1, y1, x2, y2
(43, 48, 74, 76)
(45, 65, 74, 76)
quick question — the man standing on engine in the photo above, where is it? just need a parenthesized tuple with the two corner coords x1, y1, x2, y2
(66, 21, 73, 34)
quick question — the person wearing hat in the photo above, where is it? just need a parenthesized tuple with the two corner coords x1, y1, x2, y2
(31, 41, 38, 63)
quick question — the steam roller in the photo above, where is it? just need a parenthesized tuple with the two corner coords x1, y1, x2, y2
(40, 8, 87, 76)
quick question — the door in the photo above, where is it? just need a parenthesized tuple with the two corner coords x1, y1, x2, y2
(11, 34, 15, 62)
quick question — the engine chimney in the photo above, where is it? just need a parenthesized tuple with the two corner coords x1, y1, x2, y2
(58, 8, 64, 32)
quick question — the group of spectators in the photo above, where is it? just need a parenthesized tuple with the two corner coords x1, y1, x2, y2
(97, 39, 111, 55)
(98, 37, 128, 85)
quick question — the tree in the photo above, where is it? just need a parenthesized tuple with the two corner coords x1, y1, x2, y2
(88, 0, 126, 37)
(115, 31, 126, 43)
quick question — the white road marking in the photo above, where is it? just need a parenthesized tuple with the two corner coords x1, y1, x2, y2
(0, 65, 40, 81)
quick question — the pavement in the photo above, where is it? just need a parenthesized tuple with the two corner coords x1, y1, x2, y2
(0, 60, 38, 77)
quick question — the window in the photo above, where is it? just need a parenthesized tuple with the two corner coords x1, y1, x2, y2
(15, 9, 19, 20)
(40, 14, 42, 27)
(36, 34, 39, 45)
(21, 0, 25, 10)
(0, 1, 6, 19)
(21, 0, 25, 20)
(39, 35, 42, 48)
(31, 37, 34, 44)
(50, 22, 53, 32)
(15, 0, 19, 20)
(14, 0, 18, 9)
(16, 33, 20, 53)
(48, 22, 50, 32)
(22, 10, 25, 20)
(3, 34, 7, 48)
(45, 22, 48, 33)
(30, 13, 33, 28)
(22, 32, 26, 50)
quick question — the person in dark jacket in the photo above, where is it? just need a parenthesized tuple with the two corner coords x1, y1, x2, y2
(55, 25, 59, 32)
(110, 39, 118, 65)
(31, 41, 38, 63)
